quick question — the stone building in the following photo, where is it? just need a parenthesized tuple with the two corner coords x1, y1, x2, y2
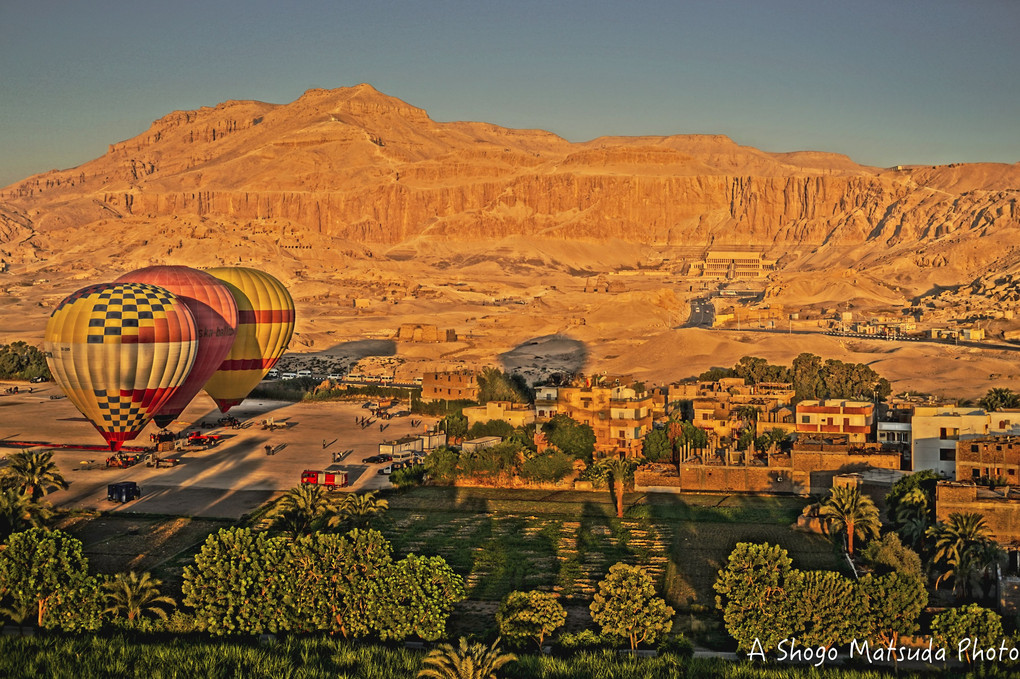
(421, 370, 479, 402)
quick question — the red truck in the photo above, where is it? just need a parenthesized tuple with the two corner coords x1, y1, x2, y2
(301, 470, 349, 490)
(186, 432, 221, 448)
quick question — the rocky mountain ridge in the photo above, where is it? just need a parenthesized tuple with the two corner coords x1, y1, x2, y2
(1, 84, 1017, 293)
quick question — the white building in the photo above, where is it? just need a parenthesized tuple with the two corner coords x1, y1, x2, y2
(911, 407, 1020, 477)
(535, 386, 558, 420)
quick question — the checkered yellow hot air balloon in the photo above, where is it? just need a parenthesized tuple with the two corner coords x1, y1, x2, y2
(43, 282, 199, 450)
(202, 268, 295, 412)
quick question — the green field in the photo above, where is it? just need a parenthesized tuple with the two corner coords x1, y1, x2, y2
(2, 634, 997, 679)
(381, 487, 842, 610)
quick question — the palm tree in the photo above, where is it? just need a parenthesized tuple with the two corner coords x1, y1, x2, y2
(894, 487, 930, 547)
(1, 450, 68, 500)
(269, 484, 334, 537)
(979, 387, 1020, 411)
(418, 637, 517, 679)
(102, 571, 176, 621)
(927, 512, 1002, 596)
(328, 491, 388, 530)
(819, 485, 880, 555)
(0, 488, 53, 539)
(596, 457, 637, 518)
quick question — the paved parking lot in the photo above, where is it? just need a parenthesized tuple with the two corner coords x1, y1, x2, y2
(0, 382, 436, 518)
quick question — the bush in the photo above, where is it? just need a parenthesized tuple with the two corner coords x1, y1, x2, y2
(556, 629, 617, 655)
(657, 633, 694, 659)
(390, 465, 426, 490)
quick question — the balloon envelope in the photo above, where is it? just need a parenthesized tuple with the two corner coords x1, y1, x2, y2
(203, 267, 295, 412)
(44, 282, 198, 450)
(116, 266, 238, 428)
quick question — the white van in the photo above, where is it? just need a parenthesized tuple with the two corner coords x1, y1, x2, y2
(296, 369, 312, 378)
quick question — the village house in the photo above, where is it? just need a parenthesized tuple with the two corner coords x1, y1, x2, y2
(462, 400, 536, 429)
(795, 399, 875, 444)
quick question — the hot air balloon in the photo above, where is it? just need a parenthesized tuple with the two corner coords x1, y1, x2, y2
(115, 266, 239, 428)
(43, 282, 198, 450)
(202, 268, 295, 412)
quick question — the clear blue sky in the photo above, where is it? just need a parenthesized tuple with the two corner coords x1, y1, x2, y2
(1, 0, 1017, 187)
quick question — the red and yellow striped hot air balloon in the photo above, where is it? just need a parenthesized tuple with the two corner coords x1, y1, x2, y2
(115, 266, 238, 428)
(43, 282, 198, 451)
(203, 267, 295, 412)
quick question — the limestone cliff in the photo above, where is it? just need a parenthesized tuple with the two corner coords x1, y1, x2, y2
(1, 84, 1017, 285)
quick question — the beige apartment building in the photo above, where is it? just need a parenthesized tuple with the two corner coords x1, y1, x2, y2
(556, 377, 653, 458)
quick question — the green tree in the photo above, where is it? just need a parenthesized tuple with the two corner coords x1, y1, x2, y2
(641, 428, 671, 462)
(786, 569, 863, 647)
(418, 637, 517, 679)
(467, 419, 515, 440)
(856, 572, 927, 645)
(931, 604, 1003, 662)
(714, 542, 796, 652)
(819, 485, 881, 555)
(268, 484, 335, 537)
(283, 529, 399, 638)
(595, 457, 638, 518)
(425, 446, 460, 483)
(380, 554, 465, 641)
(860, 532, 923, 576)
(329, 491, 389, 531)
(1, 450, 68, 500)
(439, 412, 468, 439)
(518, 450, 573, 484)
(0, 342, 51, 380)
(0, 488, 53, 540)
(102, 571, 176, 621)
(181, 527, 291, 635)
(791, 353, 824, 401)
(0, 528, 102, 630)
(497, 590, 567, 649)
(590, 563, 674, 651)
(541, 415, 596, 462)
(476, 366, 530, 404)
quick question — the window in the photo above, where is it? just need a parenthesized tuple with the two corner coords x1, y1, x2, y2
(801, 416, 810, 424)
(972, 469, 981, 478)
(939, 448, 956, 461)
(972, 444, 980, 453)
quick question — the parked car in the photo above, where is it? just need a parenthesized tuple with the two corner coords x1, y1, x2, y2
(30, 376, 48, 383)
(377, 465, 392, 475)
(362, 455, 384, 464)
